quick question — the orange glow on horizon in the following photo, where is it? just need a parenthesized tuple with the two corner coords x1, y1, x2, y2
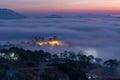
(0, 0, 120, 14)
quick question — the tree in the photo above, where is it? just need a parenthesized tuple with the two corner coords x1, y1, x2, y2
(33, 50, 51, 62)
(88, 55, 94, 63)
(104, 59, 118, 68)
(0, 48, 8, 55)
(68, 51, 76, 60)
(52, 54, 59, 62)
(61, 51, 68, 59)
(19, 49, 51, 62)
(55, 59, 89, 80)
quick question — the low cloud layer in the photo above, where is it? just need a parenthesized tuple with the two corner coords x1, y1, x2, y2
(0, 17, 120, 59)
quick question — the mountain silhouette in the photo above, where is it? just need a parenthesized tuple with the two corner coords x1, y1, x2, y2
(43, 15, 63, 18)
(77, 13, 112, 18)
(0, 9, 26, 19)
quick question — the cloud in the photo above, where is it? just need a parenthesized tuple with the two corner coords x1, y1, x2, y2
(0, 17, 120, 59)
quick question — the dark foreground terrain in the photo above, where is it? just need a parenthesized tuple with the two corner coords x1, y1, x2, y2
(0, 47, 120, 80)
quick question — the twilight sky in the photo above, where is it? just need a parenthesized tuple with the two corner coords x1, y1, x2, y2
(0, 0, 120, 15)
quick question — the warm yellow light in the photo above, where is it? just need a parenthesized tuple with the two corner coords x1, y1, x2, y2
(35, 40, 63, 46)
(48, 40, 63, 46)
(36, 41, 48, 46)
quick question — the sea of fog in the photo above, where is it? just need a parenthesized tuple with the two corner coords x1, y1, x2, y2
(0, 17, 120, 60)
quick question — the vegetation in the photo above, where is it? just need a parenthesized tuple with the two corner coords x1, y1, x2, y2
(0, 47, 120, 80)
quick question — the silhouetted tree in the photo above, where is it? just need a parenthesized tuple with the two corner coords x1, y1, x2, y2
(55, 59, 88, 80)
(68, 51, 76, 60)
(104, 59, 118, 68)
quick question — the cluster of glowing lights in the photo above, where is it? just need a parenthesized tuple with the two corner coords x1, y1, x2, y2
(0, 52, 18, 60)
(35, 40, 63, 46)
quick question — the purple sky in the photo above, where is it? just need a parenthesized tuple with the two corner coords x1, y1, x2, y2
(0, 0, 120, 15)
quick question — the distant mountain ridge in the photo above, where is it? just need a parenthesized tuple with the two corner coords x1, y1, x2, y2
(43, 15, 63, 18)
(0, 9, 26, 19)
(77, 13, 112, 18)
